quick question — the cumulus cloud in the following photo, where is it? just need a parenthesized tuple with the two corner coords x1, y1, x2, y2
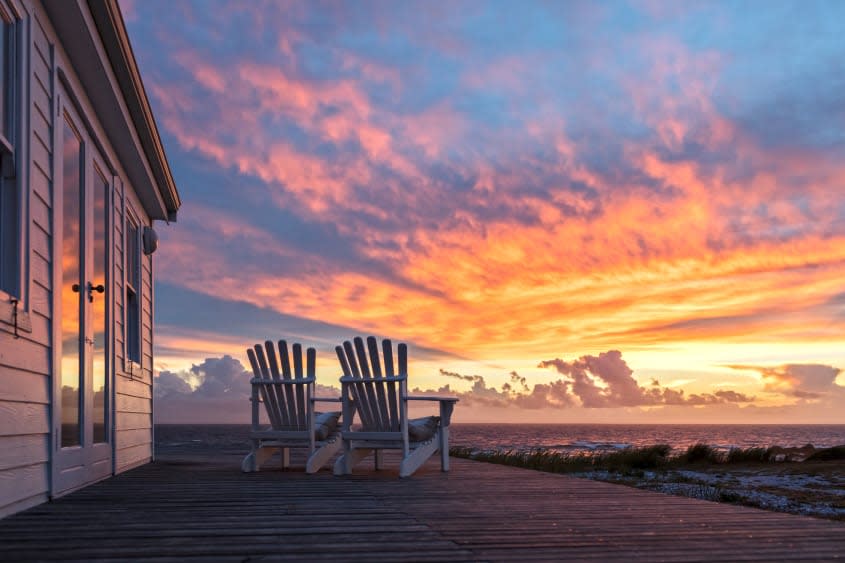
(726, 363, 844, 399)
(538, 350, 754, 408)
(155, 355, 343, 423)
(431, 350, 753, 409)
(154, 356, 252, 423)
(154, 370, 193, 399)
(156, 355, 248, 400)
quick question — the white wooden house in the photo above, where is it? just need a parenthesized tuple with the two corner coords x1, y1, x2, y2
(0, 0, 180, 517)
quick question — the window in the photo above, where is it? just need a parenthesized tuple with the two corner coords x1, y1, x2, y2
(0, 14, 18, 297)
(125, 215, 141, 365)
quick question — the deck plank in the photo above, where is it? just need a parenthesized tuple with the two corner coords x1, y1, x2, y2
(0, 448, 842, 561)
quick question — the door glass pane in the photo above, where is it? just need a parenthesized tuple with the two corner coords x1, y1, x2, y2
(92, 169, 108, 443)
(60, 117, 82, 448)
(0, 20, 8, 139)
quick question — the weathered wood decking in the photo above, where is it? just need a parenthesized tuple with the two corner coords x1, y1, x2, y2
(1, 448, 843, 562)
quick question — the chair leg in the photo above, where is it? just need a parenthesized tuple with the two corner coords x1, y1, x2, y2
(241, 452, 257, 472)
(281, 447, 291, 469)
(399, 440, 438, 478)
(334, 448, 373, 475)
(334, 437, 352, 475)
(242, 439, 265, 472)
(246, 446, 275, 472)
(440, 426, 450, 472)
(374, 450, 384, 470)
(306, 438, 342, 474)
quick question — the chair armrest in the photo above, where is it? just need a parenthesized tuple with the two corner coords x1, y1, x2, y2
(405, 396, 458, 402)
(405, 396, 458, 426)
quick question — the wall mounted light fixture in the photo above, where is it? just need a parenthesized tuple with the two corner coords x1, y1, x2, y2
(142, 226, 159, 255)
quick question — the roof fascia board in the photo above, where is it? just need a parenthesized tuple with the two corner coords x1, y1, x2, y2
(89, 0, 180, 219)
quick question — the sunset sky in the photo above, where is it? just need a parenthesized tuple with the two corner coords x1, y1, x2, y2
(121, 1, 845, 424)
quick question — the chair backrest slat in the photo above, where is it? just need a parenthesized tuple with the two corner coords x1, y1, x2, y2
(292, 342, 307, 428)
(337, 343, 369, 429)
(398, 343, 407, 377)
(276, 340, 296, 428)
(247, 347, 280, 429)
(367, 336, 392, 430)
(263, 340, 291, 428)
(354, 336, 384, 430)
(382, 339, 400, 431)
(253, 344, 285, 429)
(397, 343, 408, 434)
(342, 340, 376, 429)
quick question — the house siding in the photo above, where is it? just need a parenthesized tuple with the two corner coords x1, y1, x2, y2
(114, 185, 153, 473)
(1, 0, 167, 517)
(0, 6, 52, 518)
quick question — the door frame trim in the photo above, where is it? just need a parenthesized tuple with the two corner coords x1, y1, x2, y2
(51, 80, 115, 498)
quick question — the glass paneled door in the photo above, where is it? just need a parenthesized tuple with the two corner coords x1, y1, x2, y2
(54, 93, 112, 495)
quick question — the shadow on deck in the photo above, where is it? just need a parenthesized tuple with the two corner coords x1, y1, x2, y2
(1, 448, 843, 561)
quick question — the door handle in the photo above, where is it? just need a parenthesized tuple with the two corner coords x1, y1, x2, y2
(87, 282, 105, 303)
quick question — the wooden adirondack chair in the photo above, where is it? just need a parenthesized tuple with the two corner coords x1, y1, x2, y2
(241, 340, 342, 473)
(333, 336, 458, 477)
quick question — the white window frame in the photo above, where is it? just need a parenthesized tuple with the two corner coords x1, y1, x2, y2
(0, 1, 28, 334)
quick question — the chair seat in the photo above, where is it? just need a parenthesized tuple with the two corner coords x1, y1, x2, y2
(256, 411, 341, 441)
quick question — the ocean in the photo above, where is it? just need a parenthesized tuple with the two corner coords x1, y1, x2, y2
(154, 423, 845, 456)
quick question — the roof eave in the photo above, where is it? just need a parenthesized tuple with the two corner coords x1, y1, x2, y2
(88, 0, 181, 221)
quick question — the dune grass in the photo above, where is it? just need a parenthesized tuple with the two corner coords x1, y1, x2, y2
(450, 444, 675, 474)
(449, 443, 841, 473)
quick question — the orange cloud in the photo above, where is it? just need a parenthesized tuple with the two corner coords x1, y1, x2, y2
(137, 10, 845, 424)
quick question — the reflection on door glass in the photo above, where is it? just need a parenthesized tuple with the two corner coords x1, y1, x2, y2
(61, 117, 82, 448)
(0, 21, 8, 138)
(93, 169, 108, 443)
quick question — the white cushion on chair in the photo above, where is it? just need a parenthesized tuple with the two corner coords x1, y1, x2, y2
(408, 416, 440, 442)
(314, 411, 341, 441)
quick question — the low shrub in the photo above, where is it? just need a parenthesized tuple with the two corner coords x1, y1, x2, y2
(452, 442, 845, 474)
(726, 447, 770, 463)
(599, 444, 672, 470)
(679, 443, 722, 464)
(450, 444, 672, 474)
(805, 446, 845, 461)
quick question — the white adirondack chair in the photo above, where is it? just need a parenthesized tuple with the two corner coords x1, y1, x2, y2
(241, 340, 342, 473)
(333, 336, 458, 477)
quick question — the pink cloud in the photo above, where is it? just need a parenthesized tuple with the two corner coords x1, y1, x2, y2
(433, 351, 756, 409)
(134, 5, 845, 374)
(537, 350, 755, 408)
(728, 363, 844, 400)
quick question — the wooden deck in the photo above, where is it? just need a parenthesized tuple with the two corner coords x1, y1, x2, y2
(1, 448, 843, 562)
